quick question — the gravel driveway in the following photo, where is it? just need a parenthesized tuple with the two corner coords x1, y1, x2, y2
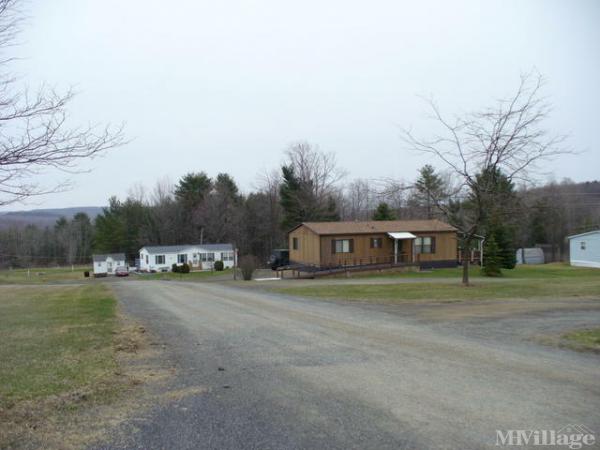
(95, 280, 600, 449)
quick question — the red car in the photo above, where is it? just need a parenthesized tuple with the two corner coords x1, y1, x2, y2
(115, 266, 129, 277)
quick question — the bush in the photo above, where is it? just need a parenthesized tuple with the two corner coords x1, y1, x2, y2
(239, 255, 258, 281)
(83, 271, 90, 278)
(180, 262, 190, 273)
(214, 260, 224, 271)
(172, 263, 179, 273)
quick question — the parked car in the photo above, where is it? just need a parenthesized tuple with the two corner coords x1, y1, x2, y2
(115, 266, 129, 277)
(268, 249, 289, 270)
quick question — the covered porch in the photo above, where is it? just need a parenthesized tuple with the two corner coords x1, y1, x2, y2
(387, 232, 416, 264)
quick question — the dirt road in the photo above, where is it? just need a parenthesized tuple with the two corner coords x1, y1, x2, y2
(96, 280, 600, 449)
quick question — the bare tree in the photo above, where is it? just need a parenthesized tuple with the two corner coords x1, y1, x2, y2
(285, 141, 346, 200)
(402, 71, 569, 285)
(0, 0, 125, 206)
(344, 179, 374, 220)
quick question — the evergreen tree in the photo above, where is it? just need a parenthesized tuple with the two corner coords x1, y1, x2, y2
(414, 165, 445, 219)
(473, 167, 518, 270)
(279, 165, 339, 230)
(482, 235, 502, 277)
(174, 172, 212, 207)
(373, 202, 396, 221)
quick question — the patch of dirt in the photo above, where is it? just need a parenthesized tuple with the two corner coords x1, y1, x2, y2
(417, 298, 600, 322)
(0, 309, 175, 450)
(161, 386, 209, 402)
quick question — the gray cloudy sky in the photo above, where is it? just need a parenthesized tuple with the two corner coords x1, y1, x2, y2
(6, 0, 599, 210)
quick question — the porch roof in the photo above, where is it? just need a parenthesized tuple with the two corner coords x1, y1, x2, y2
(387, 232, 417, 240)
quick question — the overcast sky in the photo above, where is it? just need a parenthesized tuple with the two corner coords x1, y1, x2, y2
(4, 0, 599, 211)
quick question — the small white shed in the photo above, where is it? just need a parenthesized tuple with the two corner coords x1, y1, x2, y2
(93, 253, 127, 276)
(567, 230, 600, 269)
(515, 248, 545, 265)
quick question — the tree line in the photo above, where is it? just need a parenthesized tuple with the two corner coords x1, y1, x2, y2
(1, 142, 597, 269)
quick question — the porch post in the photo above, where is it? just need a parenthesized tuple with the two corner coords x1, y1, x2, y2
(412, 239, 416, 263)
(394, 239, 398, 264)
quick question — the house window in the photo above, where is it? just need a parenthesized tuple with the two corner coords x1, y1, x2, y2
(333, 239, 353, 254)
(200, 253, 215, 262)
(155, 255, 165, 264)
(292, 237, 299, 250)
(580, 241, 586, 250)
(223, 252, 234, 261)
(177, 254, 187, 264)
(415, 237, 436, 254)
(145, 255, 148, 264)
(370, 238, 383, 248)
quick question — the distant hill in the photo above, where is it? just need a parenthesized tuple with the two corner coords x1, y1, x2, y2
(0, 206, 104, 229)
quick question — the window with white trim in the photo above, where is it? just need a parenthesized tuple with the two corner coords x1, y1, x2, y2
(155, 255, 165, 264)
(415, 237, 435, 254)
(177, 254, 186, 264)
(333, 239, 353, 253)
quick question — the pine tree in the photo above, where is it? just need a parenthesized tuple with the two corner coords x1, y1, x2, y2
(373, 202, 396, 221)
(414, 165, 445, 219)
(482, 235, 502, 277)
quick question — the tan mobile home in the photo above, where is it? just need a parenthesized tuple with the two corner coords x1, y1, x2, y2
(288, 220, 458, 269)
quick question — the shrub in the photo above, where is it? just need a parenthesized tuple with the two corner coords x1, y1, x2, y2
(83, 271, 90, 278)
(172, 263, 179, 273)
(239, 255, 258, 281)
(214, 260, 224, 271)
(180, 263, 190, 273)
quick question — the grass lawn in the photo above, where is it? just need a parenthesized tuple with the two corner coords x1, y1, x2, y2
(561, 328, 600, 352)
(276, 264, 600, 303)
(0, 266, 92, 284)
(356, 262, 600, 279)
(0, 285, 118, 408)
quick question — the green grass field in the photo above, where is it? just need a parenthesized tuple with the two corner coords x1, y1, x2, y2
(276, 264, 600, 303)
(0, 285, 118, 408)
(0, 266, 92, 284)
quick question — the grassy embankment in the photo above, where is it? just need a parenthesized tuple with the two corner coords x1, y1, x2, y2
(0, 284, 141, 448)
(275, 263, 600, 303)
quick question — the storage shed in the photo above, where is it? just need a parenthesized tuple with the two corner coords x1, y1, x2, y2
(515, 248, 545, 265)
(567, 230, 600, 268)
(93, 253, 126, 277)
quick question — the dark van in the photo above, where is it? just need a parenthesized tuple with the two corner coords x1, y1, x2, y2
(268, 249, 289, 270)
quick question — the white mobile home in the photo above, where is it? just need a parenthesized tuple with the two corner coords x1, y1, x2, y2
(93, 253, 126, 277)
(568, 230, 600, 269)
(138, 243, 235, 272)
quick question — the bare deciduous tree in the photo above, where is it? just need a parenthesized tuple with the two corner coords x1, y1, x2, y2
(402, 71, 570, 285)
(285, 141, 346, 200)
(0, 0, 125, 206)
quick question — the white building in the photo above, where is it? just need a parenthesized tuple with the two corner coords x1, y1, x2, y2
(568, 230, 600, 268)
(138, 243, 235, 272)
(93, 253, 126, 276)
